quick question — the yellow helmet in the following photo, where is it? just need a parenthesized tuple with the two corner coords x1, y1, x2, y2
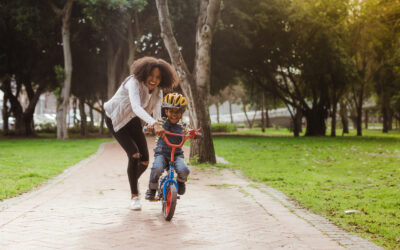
(162, 93, 188, 110)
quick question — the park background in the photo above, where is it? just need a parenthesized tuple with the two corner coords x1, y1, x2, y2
(0, 0, 399, 249)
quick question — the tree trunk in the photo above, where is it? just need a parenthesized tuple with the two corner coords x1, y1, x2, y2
(294, 109, 302, 137)
(51, 0, 74, 140)
(331, 102, 337, 137)
(126, 11, 140, 70)
(304, 107, 327, 136)
(216, 102, 220, 123)
(106, 38, 123, 99)
(261, 92, 265, 132)
(356, 105, 362, 136)
(229, 100, 234, 123)
(388, 108, 393, 130)
(72, 97, 78, 126)
(243, 104, 256, 128)
(364, 109, 369, 129)
(2, 86, 10, 133)
(156, 0, 221, 163)
(339, 101, 349, 134)
(1, 78, 42, 136)
(15, 113, 35, 137)
(89, 106, 94, 127)
(382, 104, 389, 133)
(99, 100, 105, 135)
(79, 97, 88, 137)
(100, 113, 105, 135)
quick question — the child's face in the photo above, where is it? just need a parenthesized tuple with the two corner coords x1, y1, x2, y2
(166, 108, 183, 124)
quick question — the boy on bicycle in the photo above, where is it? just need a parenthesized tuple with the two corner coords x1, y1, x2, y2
(145, 93, 201, 200)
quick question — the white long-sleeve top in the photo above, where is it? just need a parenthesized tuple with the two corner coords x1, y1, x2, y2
(104, 75, 162, 132)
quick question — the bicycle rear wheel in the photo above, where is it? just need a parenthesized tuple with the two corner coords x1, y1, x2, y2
(162, 184, 177, 221)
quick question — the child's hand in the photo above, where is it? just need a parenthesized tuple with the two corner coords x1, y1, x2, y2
(194, 132, 203, 140)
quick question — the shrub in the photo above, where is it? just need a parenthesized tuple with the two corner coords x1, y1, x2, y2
(36, 122, 56, 133)
(211, 123, 237, 132)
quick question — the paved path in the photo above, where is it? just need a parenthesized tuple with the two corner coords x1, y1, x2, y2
(0, 138, 382, 249)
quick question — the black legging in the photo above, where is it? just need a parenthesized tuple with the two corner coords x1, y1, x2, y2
(105, 116, 149, 195)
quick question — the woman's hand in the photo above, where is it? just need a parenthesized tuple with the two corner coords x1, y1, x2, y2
(153, 123, 166, 138)
(143, 125, 154, 134)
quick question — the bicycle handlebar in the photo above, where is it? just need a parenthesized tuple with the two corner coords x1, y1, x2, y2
(163, 128, 202, 148)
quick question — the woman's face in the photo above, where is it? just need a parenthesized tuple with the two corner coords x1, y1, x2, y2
(145, 67, 161, 91)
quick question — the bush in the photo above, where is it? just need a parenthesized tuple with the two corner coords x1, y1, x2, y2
(67, 124, 105, 134)
(211, 123, 237, 133)
(68, 125, 81, 134)
(236, 122, 246, 129)
(36, 122, 56, 133)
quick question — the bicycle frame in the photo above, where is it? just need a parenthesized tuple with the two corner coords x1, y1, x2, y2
(159, 128, 201, 200)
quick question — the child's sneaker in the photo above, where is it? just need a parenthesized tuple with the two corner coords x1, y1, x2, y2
(177, 181, 186, 195)
(130, 196, 142, 210)
(145, 189, 157, 200)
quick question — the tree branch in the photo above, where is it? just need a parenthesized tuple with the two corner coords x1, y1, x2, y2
(48, 0, 62, 15)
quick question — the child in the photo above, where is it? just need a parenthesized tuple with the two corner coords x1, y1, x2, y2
(145, 93, 200, 200)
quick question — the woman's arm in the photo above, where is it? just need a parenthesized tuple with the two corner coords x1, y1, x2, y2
(127, 77, 157, 126)
(127, 77, 165, 137)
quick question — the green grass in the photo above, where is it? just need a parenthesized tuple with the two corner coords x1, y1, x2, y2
(211, 132, 400, 249)
(232, 127, 296, 136)
(232, 127, 400, 138)
(0, 137, 112, 201)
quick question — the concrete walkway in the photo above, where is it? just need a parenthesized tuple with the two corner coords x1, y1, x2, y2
(0, 138, 382, 249)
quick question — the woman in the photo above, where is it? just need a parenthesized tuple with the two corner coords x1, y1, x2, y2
(104, 56, 178, 210)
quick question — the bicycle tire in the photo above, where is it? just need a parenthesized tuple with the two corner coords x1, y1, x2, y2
(162, 184, 177, 221)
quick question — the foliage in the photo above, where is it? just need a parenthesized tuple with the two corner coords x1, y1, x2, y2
(211, 133, 400, 248)
(214, 0, 354, 136)
(35, 122, 57, 133)
(211, 123, 237, 133)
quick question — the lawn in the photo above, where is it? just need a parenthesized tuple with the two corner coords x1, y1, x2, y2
(211, 131, 400, 249)
(0, 137, 111, 201)
(232, 127, 400, 137)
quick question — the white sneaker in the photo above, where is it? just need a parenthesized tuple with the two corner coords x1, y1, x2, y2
(130, 196, 142, 211)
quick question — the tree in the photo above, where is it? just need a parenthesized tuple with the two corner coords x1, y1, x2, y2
(208, 93, 222, 123)
(370, 0, 400, 133)
(70, 3, 108, 136)
(156, 0, 222, 163)
(82, 0, 160, 100)
(49, 0, 75, 139)
(232, 0, 352, 136)
(346, 0, 385, 136)
(0, 0, 61, 136)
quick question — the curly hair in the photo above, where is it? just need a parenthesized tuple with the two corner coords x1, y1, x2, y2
(130, 56, 178, 91)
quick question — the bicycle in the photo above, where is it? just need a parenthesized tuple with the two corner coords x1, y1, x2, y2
(145, 127, 201, 221)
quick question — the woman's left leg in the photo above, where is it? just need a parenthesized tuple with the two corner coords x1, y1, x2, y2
(127, 118, 150, 194)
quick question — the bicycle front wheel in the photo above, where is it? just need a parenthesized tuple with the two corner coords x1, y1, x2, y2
(162, 184, 177, 221)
